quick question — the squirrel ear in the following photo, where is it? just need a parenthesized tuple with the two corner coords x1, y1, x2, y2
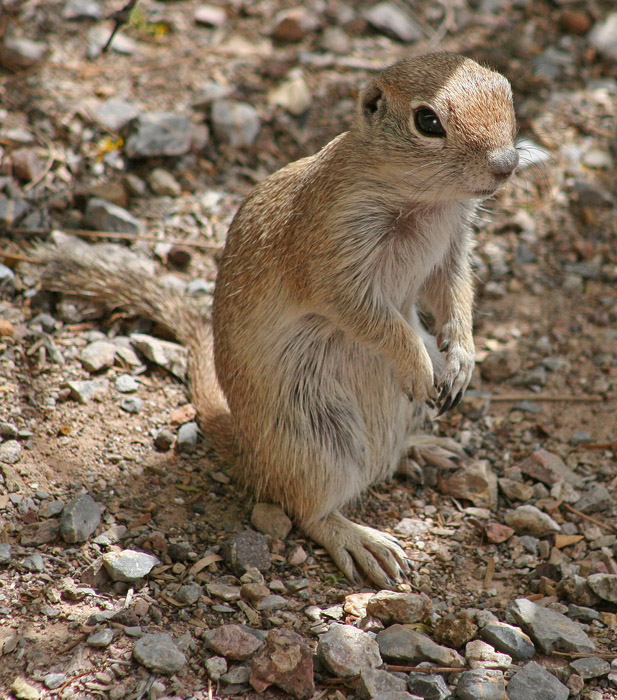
(361, 85, 384, 121)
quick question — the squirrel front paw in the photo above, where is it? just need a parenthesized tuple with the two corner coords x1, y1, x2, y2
(435, 331, 475, 414)
(400, 345, 438, 406)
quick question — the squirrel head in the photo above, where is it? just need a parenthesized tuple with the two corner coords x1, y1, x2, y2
(354, 53, 518, 202)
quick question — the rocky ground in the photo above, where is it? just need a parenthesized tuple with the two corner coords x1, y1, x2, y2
(1, 0, 617, 699)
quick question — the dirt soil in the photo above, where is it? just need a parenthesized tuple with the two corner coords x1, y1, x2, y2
(1, 0, 617, 699)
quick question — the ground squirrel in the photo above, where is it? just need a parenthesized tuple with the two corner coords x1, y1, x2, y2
(40, 52, 518, 588)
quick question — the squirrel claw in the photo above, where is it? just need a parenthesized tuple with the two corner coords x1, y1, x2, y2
(450, 389, 464, 410)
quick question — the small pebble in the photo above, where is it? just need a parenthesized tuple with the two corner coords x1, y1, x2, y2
(222, 529, 271, 575)
(456, 669, 506, 700)
(115, 374, 139, 393)
(251, 503, 292, 539)
(205, 655, 227, 680)
(177, 421, 199, 451)
(133, 633, 186, 674)
(364, 2, 423, 43)
(0, 543, 12, 564)
(60, 494, 102, 543)
(79, 340, 117, 373)
(148, 168, 182, 197)
(125, 113, 193, 158)
(504, 505, 560, 537)
(23, 552, 45, 572)
(66, 379, 109, 404)
(176, 583, 203, 605)
(154, 427, 174, 451)
(87, 628, 114, 648)
(43, 673, 67, 690)
(272, 7, 319, 42)
(587, 573, 617, 604)
(256, 594, 287, 612)
(0, 440, 22, 464)
(103, 549, 160, 582)
(84, 198, 144, 235)
(211, 100, 260, 147)
(194, 4, 227, 27)
(121, 396, 142, 414)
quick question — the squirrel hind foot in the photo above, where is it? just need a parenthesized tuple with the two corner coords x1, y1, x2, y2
(305, 511, 410, 589)
(397, 434, 467, 483)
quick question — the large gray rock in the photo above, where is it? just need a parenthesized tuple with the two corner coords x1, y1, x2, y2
(133, 633, 186, 674)
(60, 494, 101, 543)
(356, 668, 407, 700)
(570, 656, 611, 679)
(376, 625, 464, 667)
(456, 669, 506, 700)
(509, 598, 595, 654)
(507, 661, 568, 700)
(480, 621, 535, 660)
(318, 624, 381, 678)
(407, 672, 451, 700)
(125, 112, 193, 158)
(587, 573, 617, 603)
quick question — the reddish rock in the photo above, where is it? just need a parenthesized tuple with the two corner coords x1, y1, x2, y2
(250, 629, 314, 699)
(20, 519, 60, 545)
(11, 148, 45, 182)
(480, 349, 521, 382)
(560, 10, 591, 34)
(484, 522, 515, 544)
(272, 8, 319, 42)
(366, 590, 432, 626)
(208, 624, 263, 660)
(441, 460, 498, 508)
(519, 449, 583, 488)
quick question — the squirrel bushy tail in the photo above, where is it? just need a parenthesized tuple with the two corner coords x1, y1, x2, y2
(37, 236, 238, 462)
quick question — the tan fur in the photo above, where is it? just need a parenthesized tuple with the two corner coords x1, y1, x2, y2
(39, 53, 517, 587)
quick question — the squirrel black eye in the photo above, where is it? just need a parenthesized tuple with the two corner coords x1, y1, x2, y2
(414, 107, 445, 137)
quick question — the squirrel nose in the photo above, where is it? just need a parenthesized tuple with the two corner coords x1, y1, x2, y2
(488, 148, 519, 179)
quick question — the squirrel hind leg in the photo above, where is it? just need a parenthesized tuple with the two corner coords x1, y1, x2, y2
(396, 434, 467, 485)
(305, 511, 410, 589)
